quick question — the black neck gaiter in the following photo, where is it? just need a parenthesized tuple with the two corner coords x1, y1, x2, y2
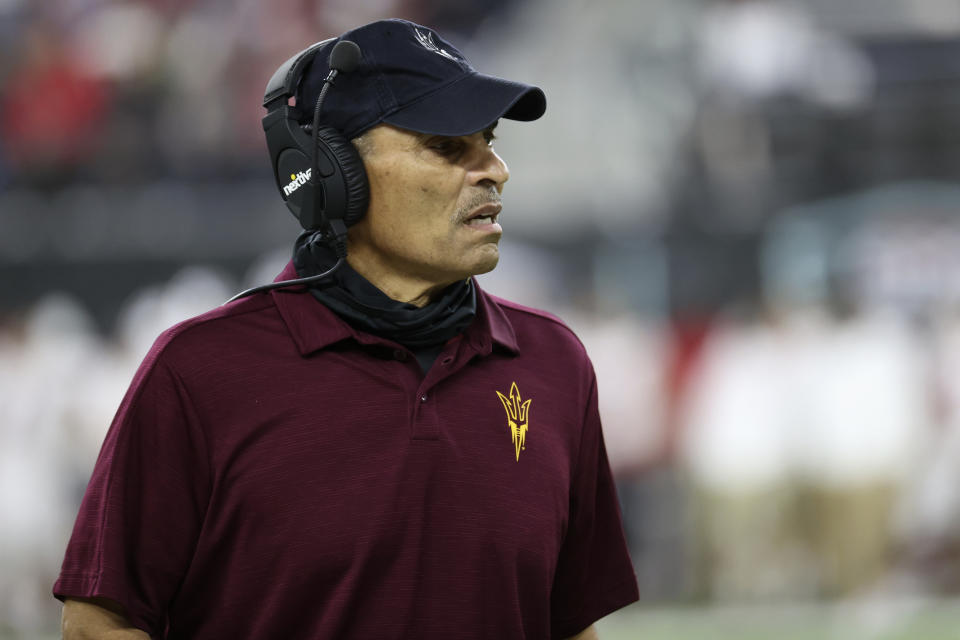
(292, 232, 478, 353)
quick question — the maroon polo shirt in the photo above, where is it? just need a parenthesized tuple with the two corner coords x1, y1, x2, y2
(54, 262, 638, 639)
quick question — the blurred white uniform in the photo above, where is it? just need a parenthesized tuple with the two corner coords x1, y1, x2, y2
(681, 305, 926, 598)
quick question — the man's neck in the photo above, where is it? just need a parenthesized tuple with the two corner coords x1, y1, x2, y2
(345, 255, 452, 308)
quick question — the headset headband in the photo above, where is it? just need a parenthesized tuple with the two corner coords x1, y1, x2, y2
(263, 38, 336, 109)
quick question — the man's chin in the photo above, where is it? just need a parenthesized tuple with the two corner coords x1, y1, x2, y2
(467, 246, 500, 277)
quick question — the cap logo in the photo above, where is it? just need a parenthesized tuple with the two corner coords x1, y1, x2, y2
(414, 28, 459, 63)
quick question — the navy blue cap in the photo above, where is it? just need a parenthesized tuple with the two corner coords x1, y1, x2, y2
(296, 19, 546, 139)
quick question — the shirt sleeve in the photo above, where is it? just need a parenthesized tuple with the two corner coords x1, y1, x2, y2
(550, 372, 639, 638)
(53, 345, 210, 637)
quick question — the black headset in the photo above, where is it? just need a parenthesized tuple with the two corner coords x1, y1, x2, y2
(262, 39, 369, 252)
(226, 40, 367, 303)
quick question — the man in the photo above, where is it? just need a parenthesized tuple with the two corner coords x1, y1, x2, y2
(55, 19, 639, 639)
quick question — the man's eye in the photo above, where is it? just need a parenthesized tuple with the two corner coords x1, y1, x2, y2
(428, 139, 463, 156)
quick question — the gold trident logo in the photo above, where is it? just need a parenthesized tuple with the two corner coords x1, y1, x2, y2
(496, 382, 531, 461)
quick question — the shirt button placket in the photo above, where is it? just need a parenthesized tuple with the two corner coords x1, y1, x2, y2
(412, 390, 438, 440)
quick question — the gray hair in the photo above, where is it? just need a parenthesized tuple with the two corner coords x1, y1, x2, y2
(351, 131, 376, 158)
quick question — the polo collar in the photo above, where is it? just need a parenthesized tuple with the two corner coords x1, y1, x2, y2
(470, 283, 519, 356)
(270, 261, 519, 357)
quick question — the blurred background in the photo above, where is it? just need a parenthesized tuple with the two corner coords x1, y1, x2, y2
(3, 0, 960, 638)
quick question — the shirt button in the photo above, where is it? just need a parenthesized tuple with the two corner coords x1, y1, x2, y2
(441, 356, 454, 366)
(393, 350, 407, 361)
(420, 394, 428, 403)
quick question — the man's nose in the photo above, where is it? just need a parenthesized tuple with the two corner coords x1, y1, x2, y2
(470, 147, 510, 192)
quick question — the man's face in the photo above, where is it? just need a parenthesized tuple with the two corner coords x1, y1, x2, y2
(346, 123, 510, 297)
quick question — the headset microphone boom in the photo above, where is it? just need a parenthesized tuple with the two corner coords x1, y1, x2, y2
(226, 39, 366, 304)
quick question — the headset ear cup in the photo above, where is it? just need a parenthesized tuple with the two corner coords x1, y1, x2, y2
(314, 127, 369, 227)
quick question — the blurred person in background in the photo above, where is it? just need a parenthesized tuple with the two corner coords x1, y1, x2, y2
(904, 304, 960, 592)
(0, 16, 109, 186)
(680, 267, 927, 600)
(0, 295, 104, 634)
(52, 19, 638, 639)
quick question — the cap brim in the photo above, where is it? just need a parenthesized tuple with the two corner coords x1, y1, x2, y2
(382, 72, 546, 136)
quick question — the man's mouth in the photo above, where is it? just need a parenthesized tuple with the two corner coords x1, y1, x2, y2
(466, 213, 498, 226)
(464, 203, 502, 227)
